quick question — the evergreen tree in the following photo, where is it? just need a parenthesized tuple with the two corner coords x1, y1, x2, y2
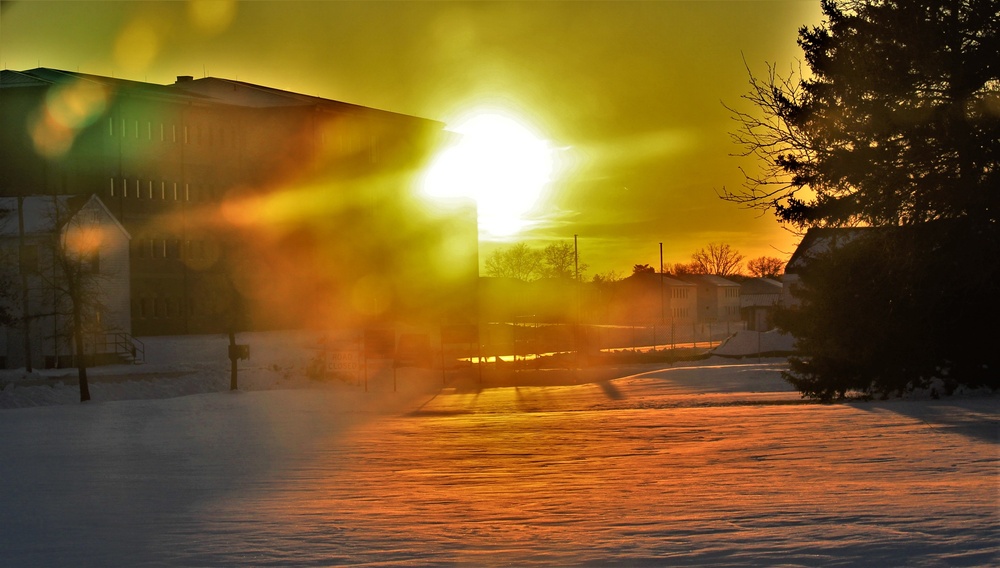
(726, 0, 999, 227)
(728, 0, 1000, 398)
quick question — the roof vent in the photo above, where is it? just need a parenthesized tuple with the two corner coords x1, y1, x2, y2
(175, 75, 194, 83)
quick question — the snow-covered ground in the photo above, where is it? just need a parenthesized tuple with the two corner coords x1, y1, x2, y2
(1, 330, 997, 566)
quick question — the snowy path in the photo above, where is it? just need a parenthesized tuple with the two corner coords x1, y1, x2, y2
(1, 361, 997, 567)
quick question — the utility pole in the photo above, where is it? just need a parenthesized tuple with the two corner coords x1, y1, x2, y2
(659, 242, 665, 325)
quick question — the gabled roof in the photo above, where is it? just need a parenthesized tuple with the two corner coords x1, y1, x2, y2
(785, 227, 874, 273)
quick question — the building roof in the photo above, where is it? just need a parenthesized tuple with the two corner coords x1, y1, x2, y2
(171, 77, 439, 126)
(676, 274, 740, 287)
(738, 277, 782, 308)
(1, 68, 214, 106)
(1, 68, 442, 127)
(785, 227, 874, 273)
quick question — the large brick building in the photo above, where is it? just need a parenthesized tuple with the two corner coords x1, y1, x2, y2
(1, 68, 478, 338)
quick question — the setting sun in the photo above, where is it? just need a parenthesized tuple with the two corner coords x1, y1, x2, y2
(422, 112, 554, 238)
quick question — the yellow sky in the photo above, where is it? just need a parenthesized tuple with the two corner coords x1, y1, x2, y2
(1, 0, 824, 275)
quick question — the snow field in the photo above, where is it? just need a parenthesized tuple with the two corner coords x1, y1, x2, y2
(0, 330, 996, 566)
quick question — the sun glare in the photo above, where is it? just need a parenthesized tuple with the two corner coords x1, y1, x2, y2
(422, 112, 554, 237)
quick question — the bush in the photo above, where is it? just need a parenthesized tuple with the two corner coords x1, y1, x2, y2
(778, 221, 1000, 401)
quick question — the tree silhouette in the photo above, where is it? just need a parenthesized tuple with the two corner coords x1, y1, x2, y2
(483, 243, 541, 281)
(746, 256, 785, 278)
(485, 241, 588, 281)
(541, 242, 588, 280)
(632, 264, 655, 275)
(691, 243, 744, 276)
(729, 0, 1000, 397)
(724, 0, 999, 229)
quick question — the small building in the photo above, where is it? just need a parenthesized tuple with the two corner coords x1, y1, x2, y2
(0, 194, 134, 369)
(737, 277, 783, 331)
(783, 227, 871, 307)
(676, 274, 742, 323)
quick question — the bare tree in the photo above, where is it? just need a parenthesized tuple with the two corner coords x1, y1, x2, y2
(746, 256, 785, 278)
(541, 241, 588, 280)
(666, 262, 698, 275)
(691, 243, 744, 276)
(591, 269, 623, 284)
(49, 202, 112, 402)
(483, 243, 542, 281)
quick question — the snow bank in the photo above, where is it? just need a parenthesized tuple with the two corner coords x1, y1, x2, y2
(711, 329, 797, 357)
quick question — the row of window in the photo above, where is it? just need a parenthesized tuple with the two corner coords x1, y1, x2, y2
(134, 238, 209, 260)
(724, 288, 740, 298)
(109, 178, 219, 201)
(135, 297, 187, 319)
(671, 307, 691, 318)
(670, 288, 690, 299)
(108, 118, 238, 148)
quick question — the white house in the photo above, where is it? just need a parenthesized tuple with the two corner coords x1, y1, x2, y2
(0, 194, 133, 369)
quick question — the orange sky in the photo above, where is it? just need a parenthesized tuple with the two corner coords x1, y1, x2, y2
(1, 0, 824, 276)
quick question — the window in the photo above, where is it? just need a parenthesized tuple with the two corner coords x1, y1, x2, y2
(184, 125, 189, 144)
(160, 181, 166, 200)
(147, 121, 152, 140)
(185, 183, 190, 201)
(172, 124, 177, 143)
(109, 117, 114, 137)
(19, 245, 39, 274)
(160, 123, 165, 142)
(121, 119, 126, 137)
(173, 182, 178, 200)
(148, 180, 153, 199)
(110, 177, 115, 197)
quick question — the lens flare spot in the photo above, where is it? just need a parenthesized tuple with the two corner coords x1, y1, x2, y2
(114, 19, 161, 72)
(187, 0, 237, 36)
(422, 111, 554, 238)
(31, 79, 109, 159)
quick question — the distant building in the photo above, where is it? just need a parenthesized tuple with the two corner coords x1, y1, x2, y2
(1, 68, 477, 336)
(598, 272, 697, 326)
(676, 274, 742, 323)
(736, 277, 782, 331)
(0, 195, 133, 369)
